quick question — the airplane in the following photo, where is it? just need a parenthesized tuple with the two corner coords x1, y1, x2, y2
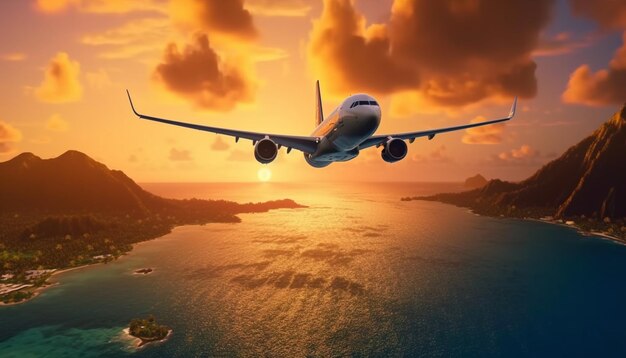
(126, 81, 516, 168)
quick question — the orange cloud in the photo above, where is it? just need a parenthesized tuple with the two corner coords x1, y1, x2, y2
(308, 0, 416, 97)
(308, 0, 552, 111)
(81, 18, 171, 60)
(563, 33, 626, 106)
(227, 149, 251, 161)
(36, 0, 165, 14)
(35, 52, 83, 103)
(154, 34, 255, 111)
(462, 116, 507, 144)
(1, 52, 27, 62)
(246, 0, 311, 17)
(169, 148, 192, 161)
(562, 2, 626, 106)
(170, 0, 257, 40)
(211, 137, 230, 151)
(488, 144, 555, 166)
(412, 145, 452, 164)
(533, 32, 594, 57)
(0, 120, 22, 154)
(46, 114, 69, 132)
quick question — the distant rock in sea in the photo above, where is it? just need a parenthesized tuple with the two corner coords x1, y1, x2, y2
(411, 104, 626, 221)
(464, 174, 488, 190)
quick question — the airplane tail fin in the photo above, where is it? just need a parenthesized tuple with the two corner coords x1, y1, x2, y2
(315, 80, 324, 126)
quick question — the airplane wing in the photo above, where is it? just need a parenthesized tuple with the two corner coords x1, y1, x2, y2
(358, 97, 517, 150)
(126, 90, 319, 154)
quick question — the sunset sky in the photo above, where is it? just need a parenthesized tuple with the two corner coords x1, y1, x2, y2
(0, 0, 625, 182)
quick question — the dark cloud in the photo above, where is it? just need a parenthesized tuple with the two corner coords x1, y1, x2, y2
(172, 0, 257, 39)
(154, 33, 255, 111)
(169, 147, 192, 161)
(569, 0, 626, 30)
(308, 0, 554, 109)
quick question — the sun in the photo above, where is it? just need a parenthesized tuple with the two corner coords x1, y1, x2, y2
(257, 167, 272, 182)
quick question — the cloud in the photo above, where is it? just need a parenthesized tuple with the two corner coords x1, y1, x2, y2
(411, 145, 452, 163)
(169, 147, 192, 161)
(36, 0, 166, 14)
(211, 137, 230, 151)
(227, 149, 251, 161)
(462, 116, 507, 144)
(561, 2, 626, 106)
(568, 0, 626, 30)
(170, 0, 257, 40)
(246, 0, 311, 17)
(562, 64, 626, 106)
(81, 18, 170, 60)
(488, 144, 554, 166)
(308, 0, 553, 112)
(34, 52, 82, 103)
(154, 33, 255, 111)
(0, 121, 22, 154)
(46, 114, 69, 132)
(85, 69, 112, 89)
(533, 32, 595, 57)
(1, 53, 26, 62)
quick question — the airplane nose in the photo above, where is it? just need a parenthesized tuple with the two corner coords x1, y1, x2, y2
(361, 106, 381, 127)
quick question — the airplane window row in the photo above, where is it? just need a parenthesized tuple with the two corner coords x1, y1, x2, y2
(349, 100, 379, 108)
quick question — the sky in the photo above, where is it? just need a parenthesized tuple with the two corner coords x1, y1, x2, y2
(0, 0, 624, 183)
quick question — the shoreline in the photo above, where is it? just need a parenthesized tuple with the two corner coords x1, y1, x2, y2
(475, 211, 626, 246)
(1, 222, 224, 307)
(0, 262, 106, 307)
(122, 328, 173, 349)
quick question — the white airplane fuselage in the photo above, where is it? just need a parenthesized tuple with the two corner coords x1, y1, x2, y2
(305, 94, 381, 168)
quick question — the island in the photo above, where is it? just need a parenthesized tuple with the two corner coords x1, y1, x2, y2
(0, 150, 306, 305)
(128, 315, 171, 347)
(402, 104, 626, 243)
(464, 174, 488, 190)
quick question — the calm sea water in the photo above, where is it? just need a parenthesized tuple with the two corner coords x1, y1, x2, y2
(2, 182, 626, 357)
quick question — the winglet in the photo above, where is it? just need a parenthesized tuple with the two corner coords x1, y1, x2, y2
(126, 89, 141, 117)
(508, 96, 518, 118)
(315, 80, 324, 126)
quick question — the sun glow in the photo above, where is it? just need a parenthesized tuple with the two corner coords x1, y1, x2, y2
(257, 167, 272, 182)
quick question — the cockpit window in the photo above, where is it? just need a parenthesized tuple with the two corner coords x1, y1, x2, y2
(350, 100, 378, 108)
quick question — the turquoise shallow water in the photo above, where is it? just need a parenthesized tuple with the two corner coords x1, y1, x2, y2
(2, 182, 626, 357)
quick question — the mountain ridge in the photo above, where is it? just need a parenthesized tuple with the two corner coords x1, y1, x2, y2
(405, 104, 626, 228)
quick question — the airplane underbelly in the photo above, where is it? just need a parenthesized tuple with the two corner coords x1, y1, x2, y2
(330, 114, 379, 151)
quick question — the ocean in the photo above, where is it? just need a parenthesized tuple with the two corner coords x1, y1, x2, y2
(1, 182, 626, 357)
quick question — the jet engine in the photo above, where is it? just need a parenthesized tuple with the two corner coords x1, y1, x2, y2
(381, 138, 407, 163)
(254, 138, 278, 164)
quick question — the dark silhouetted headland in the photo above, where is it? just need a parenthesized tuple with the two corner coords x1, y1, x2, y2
(403, 105, 626, 241)
(0, 150, 305, 303)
